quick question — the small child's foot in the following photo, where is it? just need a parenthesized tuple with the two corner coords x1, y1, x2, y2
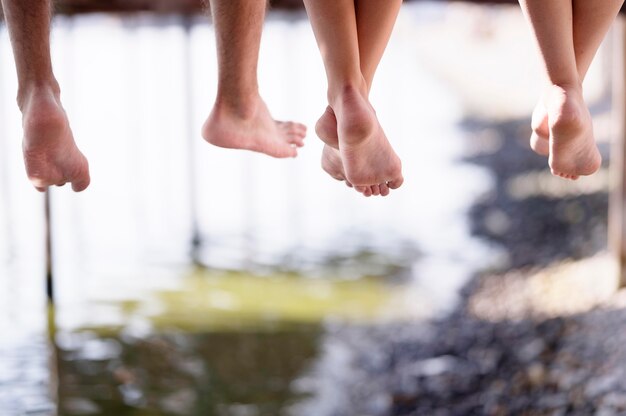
(545, 84, 601, 180)
(20, 87, 90, 192)
(316, 105, 394, 197)
(530, 100, 549, 156)
(202, 96, 306, 158)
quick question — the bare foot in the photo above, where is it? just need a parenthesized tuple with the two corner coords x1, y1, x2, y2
(316, 106, 392, 197)
(320, 145, 391, 197)
(20, 87, 90, 192)
(202, 97, 306, 158)
(530, 100, 549, 156)
(545, 85, 601, 180)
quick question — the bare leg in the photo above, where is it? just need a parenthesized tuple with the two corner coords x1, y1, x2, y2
(530, 0, 623, 156)
(1, 0, 90, 192)
(303, 0, 403, 195)
(316, 0, 402, 197)
(520, 0, 612, 179)
(201, 0, 306, 158)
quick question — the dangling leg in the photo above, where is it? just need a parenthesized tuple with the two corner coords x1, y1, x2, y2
(1, 0, 90, 191)
(303, 0, 403, 196)
(316, 0, 402, 197)
(530, 0, 623, 157)
(201, 0, 306, 158)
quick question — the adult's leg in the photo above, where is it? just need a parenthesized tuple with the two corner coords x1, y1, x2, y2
(520, 0, 601, 179)
(316, 0, 402, 196)
(530, 0, 623, 156)
(201, 0, 306, 158)
(303, 0, 403, 195)
(1, 0, 90, 192)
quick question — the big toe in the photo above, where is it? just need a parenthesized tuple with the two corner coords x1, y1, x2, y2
(387, 175, 404, 190)
(70, 157, 91, 192)
(272, 144, 298, 158)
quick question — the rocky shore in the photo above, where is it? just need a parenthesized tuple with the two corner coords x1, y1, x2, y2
(300, 108, 621, 416)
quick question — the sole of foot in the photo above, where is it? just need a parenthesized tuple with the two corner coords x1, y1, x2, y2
(202, 98, 306, 158)
(21, 88, 90, 192)
(316, 105, 393, 197)
(545, 85, 601, 180)
(333, 86, 403, 189)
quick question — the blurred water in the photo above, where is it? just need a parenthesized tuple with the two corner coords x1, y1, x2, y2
(0, 3, 580, 415)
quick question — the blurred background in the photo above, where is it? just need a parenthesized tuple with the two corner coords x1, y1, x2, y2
(0, 1, 623, 415)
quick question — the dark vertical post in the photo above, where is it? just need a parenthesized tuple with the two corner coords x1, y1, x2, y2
(45, 190, 54, 302)
(182, 15, 202, 266)
(610, 17, 626, 287)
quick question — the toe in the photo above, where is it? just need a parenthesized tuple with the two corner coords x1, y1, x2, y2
(355, 185, 368, 194)
(279, 121, 307, 136)
(70, 160, 91, 192)
(272, 144, 298, 158)
(387, 175, 404, 190)
(371, 185, 380, 196)
(71, 176, 91, 192)
(379, 183, 390, 196)
(287, 133, 305, 147)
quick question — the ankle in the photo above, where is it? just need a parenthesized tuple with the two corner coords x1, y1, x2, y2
(17, 80, 61, 112)
(213, 92, 261, 120)
(548, 82, 583, 97)
(546, 84, 586, 132)
(327, 78, 368, 107)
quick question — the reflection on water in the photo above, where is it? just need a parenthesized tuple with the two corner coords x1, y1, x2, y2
(57, 329, 321, 415)
(53, 264, 421, 415)
(0, 3, 568, 415)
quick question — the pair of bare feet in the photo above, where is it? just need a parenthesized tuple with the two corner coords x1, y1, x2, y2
(315, 86, 403, 197)
(529, 84, 601, 180)
(202, 85, 404, 197)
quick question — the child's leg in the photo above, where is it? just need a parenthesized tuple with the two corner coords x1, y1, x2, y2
(201, 0, 306, 158)
(530, 0, 623, 156)
(520, 0, 602, 179)
(305, 0, 403, 196)
(1, 0, 91, 192)
(317, 0, 402, 197)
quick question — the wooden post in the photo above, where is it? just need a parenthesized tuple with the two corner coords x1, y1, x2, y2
(45, 191, 54, 303)
(182, 15, 202, 266)
(610, 17, 626, 287)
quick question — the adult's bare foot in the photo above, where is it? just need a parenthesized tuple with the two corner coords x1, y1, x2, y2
(202, 96, 306, 158)
(329, 85, 403, 190)
(316, 105, 392, 197)
(530, 100, 549, 156)
(20, 86, 90, 192)
(545, 85, 601, 180)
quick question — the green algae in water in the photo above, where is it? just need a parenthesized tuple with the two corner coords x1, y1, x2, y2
(150, 269, 406, 331)
(77, 268, 409, 335)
